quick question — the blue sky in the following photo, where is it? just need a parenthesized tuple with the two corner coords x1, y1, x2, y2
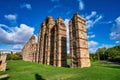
(0, 0, 120, 53)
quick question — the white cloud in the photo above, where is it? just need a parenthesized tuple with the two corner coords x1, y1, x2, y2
(116, 41, 119, 44)
(0, 24, 9, 29)
(88, 40, 98, 48)
(99, 21, 112, 24)
(50, 0, 59, 2)
(89, 48, 98, 53)
(86, 11, 96, 20)
(4, 14, 17, 21)
(115, 41, 120, 45)
(21, 4, 32, 10)
(64, 19, 70, 53)
(0, 24, 34, 45)
(88, 40, 99, 53)
(34, 34, 38, 43)
(110, 16, 120, 40)
(99, 44, 114, 49)
(78, 0, 84, 10)
(13, 44, 23, 50)
(48, 5, 61, 13)
(85, 11, 103, 29)
(94, 15, 103, 23)
(87, 34, 95, 39)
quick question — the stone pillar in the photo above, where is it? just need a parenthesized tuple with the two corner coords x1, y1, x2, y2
(41, 23, 46, 64)
(55, 17, 67, 67)
(36, 31, 41, 63)
(47, 32, 51, 65)
(69, 20, 74, 67)
(37, 22, 47, 64)
(69, 13, 90, 68)
(46, 17, 55, 65)
(53, 27, 57, 66)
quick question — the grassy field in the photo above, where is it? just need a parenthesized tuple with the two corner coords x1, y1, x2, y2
(0, 60, 120, 80)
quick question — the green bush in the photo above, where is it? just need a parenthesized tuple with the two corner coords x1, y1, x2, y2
(7, 52, 22, 60)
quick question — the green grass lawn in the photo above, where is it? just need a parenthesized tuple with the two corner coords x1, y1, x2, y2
(0, 60, 120, 80)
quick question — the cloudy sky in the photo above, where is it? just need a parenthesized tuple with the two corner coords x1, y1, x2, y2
(0, 0, 120, 53)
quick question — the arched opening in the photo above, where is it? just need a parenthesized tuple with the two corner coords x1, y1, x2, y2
(50, 28, 55, 65)
(61, 37, 67, 66)
(73, 41, 78, 67)
(43, 34, 47, 64)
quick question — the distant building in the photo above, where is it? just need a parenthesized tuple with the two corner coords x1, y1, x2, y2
(0, 50, 17, 54)
(0, 50, 12, 54)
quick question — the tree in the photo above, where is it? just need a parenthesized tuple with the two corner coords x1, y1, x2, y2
(104, 46, 120, 62)
(95, 47, 106, 60)
(90, 53, 97, 61)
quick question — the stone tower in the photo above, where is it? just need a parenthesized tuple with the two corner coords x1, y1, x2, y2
(22, 35, 36, 62)
(69, 13, 90, 68)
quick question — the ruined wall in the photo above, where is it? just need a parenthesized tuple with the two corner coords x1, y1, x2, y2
(0, 54, 7, 71)
(69, 13, 90, 68)
(22, 35, 36, 62)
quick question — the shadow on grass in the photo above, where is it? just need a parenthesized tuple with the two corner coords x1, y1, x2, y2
(104, 65, 120, 69)
(0, 77, 9, 80)
(35, 73, 45, 80)
(64, 65, 70, 68)
(6, 68, 9, 71)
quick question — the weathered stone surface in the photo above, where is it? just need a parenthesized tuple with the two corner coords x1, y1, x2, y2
(69, 13, 90, 68)
(37, 16, 56, 65)
(36, 16, 67, 67)
(22, 35, 37, 62)
(22, 13, 90, 68)
(53, 17, 67, 67)
(0, 54, 7, 71)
